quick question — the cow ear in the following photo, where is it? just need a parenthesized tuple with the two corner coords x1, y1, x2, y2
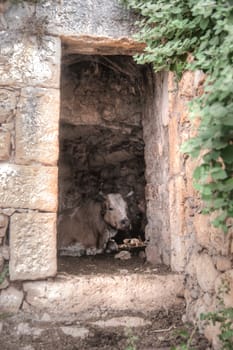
(101, 202, 106, 216)
(98, 191, 106, 200)
(126, 190, 134, 198)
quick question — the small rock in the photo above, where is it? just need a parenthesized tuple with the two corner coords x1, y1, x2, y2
(196, 254, 219, 292)
(0, 278, 9, 290)
(138, 251, 146, 259)
(144, 268, 152, 273)
(0, 214, 8, 228)
(190, 290, 199, 299)
(119, 269, 128, 274)
(91, 316, 151, 328)
(114, 250, 131, 260)
(0, 254, 4, 273)
(215, 256, 232, 272)
(0, 286, 24, 312)
(204, 323, 221, 350)
(60, 326, 89, 339)
(0, 245, 10, 260)
(158, 336, 165, 341)
(40, 313, 51, 322)
(215, 269, 233, 308)
(17, 323, 43, 337)
(0, 208, 15, 216)
(21, 346, 35, 350)
(0, 214, 8, 238)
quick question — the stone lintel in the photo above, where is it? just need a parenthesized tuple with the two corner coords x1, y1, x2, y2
(62, 35, 145, 59)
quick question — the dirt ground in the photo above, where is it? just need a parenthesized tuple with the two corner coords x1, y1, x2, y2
(57, 253, 171, 276)
(0, 305, 210, 350)
(0, 254, 210, 350)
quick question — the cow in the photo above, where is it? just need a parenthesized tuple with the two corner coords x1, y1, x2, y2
(57, 193, 130, 256)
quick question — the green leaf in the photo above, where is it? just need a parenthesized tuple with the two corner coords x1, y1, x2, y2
(210, 167, 228, 180)
(222, 178, 233, 191)
(200, 17, 209, 30)
(222, 116, 233, 126)
(221, 145, 233, 164)
(212, 211, 228, 227)
(203, 151, 220, 162)
(220, 329, 233, 340)
(212, 198, 227, 209)
(193, 164, 210, 181)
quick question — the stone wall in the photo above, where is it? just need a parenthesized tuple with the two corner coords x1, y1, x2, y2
(142, 71, 170, 265)
(0, 30, 60, 283)
(167, 71, 233, 347)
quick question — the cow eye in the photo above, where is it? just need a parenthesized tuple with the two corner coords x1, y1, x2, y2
(109, 207, 114, 211)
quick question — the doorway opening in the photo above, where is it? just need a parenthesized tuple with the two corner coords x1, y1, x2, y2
(58, 53, 163, 274)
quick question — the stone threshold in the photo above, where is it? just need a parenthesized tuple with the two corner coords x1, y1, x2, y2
(22, 272, 184, 315)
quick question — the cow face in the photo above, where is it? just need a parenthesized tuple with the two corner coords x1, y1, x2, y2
(103, 193, 130, 231)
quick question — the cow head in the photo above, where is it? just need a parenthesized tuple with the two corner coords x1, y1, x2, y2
(102, 193, 130, 231)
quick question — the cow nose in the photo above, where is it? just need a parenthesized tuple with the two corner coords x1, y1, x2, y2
(121, 218, 130, 227)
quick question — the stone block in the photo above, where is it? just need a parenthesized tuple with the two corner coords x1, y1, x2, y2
(145, 245, 162, 265)
(179, 71, 196, 99)
(23, 273, 184, 314)
(215, 269, 233, 308)
(0, 88, 19, 123)
(193, 214, 211, 249)
(0, 254, 3, 273)
(170, 235, 188, 272)
(0, 245, 9, 260)
(204, 323, 221, 350)
(185, 156, 199, 198)
(9, 212, 57, 281)
(0, 33, 60, 88)
(3, 0, 137, 44)
(193, 213, 231, 255)
(0, 130, 11, 160)
(169, 176, 187, 271)
(0, 164, 58, 212)
(169, 176, 186, 236)
(196, 253, 219, 292)
(215, 256, 232, 272)
(0, 214, 9, 238)
(168, 116, 181, 176)
(145, 183, 158, 201)
(0, 286, 24, 313)
(15, 87, 59, 166)
(0, 278, 9, 290)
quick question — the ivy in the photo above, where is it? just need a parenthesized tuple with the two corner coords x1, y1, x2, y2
(121, 0, 233, 232)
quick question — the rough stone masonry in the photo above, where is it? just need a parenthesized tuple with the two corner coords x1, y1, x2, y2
(0, 2, 232, 349)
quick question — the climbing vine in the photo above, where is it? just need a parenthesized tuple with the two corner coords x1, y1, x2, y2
(121, 0, 233, 232)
